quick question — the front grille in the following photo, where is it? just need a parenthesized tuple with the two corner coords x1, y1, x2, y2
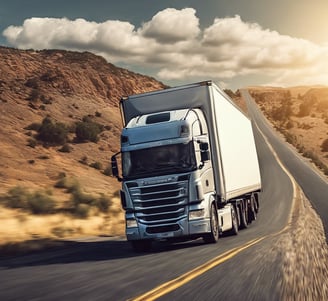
(127, 176, 189, 232)
(146, 224, 180, 234)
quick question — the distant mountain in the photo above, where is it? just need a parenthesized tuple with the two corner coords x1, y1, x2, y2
(0, 46, 167, 196)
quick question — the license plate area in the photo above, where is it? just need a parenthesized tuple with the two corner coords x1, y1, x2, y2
(158, 232, 174, 238)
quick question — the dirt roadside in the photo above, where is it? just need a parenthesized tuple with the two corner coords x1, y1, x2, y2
(277, 186, 328, 300)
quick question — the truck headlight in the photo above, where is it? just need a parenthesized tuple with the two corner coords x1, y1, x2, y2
(189, 209, 205, 220)
(126, 219, 138, 228)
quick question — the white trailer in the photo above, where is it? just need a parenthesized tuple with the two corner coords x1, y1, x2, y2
(112, 81, 262, 251)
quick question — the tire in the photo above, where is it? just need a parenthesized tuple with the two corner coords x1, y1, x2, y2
(254, 193, 260, 213)
(203, 203, 219, 243)
(239, 202, 248, 229)
(248, 194, 257, 222)
(131, 240, 152, 253)
(228, 205, 239, 236)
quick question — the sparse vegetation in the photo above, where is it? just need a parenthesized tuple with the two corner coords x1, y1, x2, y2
(54, 174, 113, 218)
(79, 155, 88, 165)
(0, 177, 113, 218)
(28, 89, 41, 102)
(27, 138, 37, 148)
(103, 165, 112, 176)
(1, 186, 55, 214)
(58, 143, 72, 153)
(251, 87, 328, 177)
(0, 47, 164, 246)
(90, 161, 102, 170)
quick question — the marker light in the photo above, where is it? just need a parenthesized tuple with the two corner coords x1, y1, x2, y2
(180, 124, 190, 137)
(126, 219, 138, 228)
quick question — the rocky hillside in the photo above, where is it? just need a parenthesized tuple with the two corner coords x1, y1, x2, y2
(0, 46, 167, 196)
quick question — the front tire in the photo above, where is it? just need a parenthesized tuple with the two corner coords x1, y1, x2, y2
(203, 203, 219, 243)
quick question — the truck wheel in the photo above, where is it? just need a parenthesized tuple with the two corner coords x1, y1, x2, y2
(131, 240, 152, 253)
(254, 193, 260, 213)
(239, 203, 248, 229)
(203, 203, 219, 243)
(228, 205, 239, 235)
(248, 194, 257, 222)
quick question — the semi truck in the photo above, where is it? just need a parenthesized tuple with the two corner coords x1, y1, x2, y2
(111, 80, 262, 252)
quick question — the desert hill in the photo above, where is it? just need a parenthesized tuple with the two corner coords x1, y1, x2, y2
(0, 47, 166, 194)
(248, 86, 328, 176)
(0, 46, 167, 244)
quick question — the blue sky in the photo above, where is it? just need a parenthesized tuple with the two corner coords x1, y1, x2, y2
(1, 0, 328, 89)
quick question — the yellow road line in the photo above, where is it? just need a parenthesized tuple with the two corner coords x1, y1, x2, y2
(130, 236, 266, 301)
(252, 121, 297, 229)
(130, 102, 299, 301)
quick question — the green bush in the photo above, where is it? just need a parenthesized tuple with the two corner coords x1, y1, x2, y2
(74, 203, 91, 218)
(37, 117, 68, 146)
(28, 191, 55, 214)
(28, 89, 41, 102)
(54, 176, 80, 193)
(75, 120, 102, 143)
(58, 143, 72, 153)
(54, 176, 112, 216)
(2, 186, 55, 214)
(4, 186, 29, 209)
(25, 122, 41, 131)
(95, 194, 112, 213)
(79, 156, 88, 165)
(90, 161, 102, 170)
(70, 187, 112, 214)
(103, 165, 112, 176)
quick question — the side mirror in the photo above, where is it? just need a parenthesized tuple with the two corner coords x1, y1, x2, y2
(111, 153, 122, 182)
(198, 142, 210, 169)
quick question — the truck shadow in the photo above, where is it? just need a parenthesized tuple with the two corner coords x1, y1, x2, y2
(0, 237, 205, 269)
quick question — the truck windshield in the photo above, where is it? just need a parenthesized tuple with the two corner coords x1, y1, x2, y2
(122, 142, 196, 179)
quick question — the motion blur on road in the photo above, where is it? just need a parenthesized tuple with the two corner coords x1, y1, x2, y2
(0, 91, 327, 301)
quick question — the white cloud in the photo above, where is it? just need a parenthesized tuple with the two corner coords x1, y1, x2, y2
(3, 10, 328, 87)
(139, 8, 200, 43)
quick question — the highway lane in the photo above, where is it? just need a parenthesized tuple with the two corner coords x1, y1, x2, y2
(242, 90, 328, 241)
(0, 95, 296, 301)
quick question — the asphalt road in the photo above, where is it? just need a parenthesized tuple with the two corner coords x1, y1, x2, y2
(242, 90, 328, 241)
(0, 91, 311, 301)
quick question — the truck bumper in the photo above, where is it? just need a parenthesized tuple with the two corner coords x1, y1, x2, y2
(126, 217, 211, 241)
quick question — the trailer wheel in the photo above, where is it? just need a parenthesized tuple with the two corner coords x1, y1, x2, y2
(228, 205, 239, 235)
(248, 194, 257, 222)
(254, 193, 259, 213)
(203, 203, 219, 243)
(131, 240, 152, 253)
(239, 202, 248, 229)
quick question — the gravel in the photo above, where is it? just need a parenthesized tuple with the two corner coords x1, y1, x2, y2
(277, 188, 328, 300)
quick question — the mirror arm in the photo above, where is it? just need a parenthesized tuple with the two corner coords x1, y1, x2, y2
(111, 152, 123, 182)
